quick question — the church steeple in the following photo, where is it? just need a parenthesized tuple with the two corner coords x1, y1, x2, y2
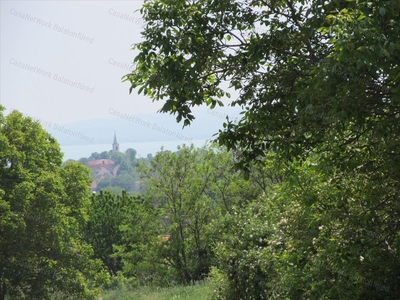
(112, 131, 119, 152)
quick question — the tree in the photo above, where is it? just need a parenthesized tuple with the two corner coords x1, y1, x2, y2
(100, 151, 110, 159)
(272, 155, 399, 300)
(96, 173, 137, 192)
(115, 193, 162, 286)
(100, 186, 126, 195)
(83, 190, 143, 277)
(208, 146, 267, 214)
(137, 145, 216, 284)
(78, 157, 90, 166)
(136, 145, 262, 285)
(0, 107, 108, 300)
(125, 148, 137, 166)
(110, 151, 132, 174)
(124, 1, 400, 298)
(208, 195, 283, 300)
(207, 153, 287, 300)
(89, 152, 101, 160)
(124, 0, 399, 167)
(209, 151, 400, 299)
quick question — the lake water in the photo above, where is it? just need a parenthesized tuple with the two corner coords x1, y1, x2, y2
(61, 139, 211, 160)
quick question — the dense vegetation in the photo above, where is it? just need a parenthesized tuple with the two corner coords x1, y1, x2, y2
(0, 108, 108, 300)
(1, 0, 399, 299)
(2, 106, 399, 299)
(122, 0, 399, 298)
(76, 149, 147, 193)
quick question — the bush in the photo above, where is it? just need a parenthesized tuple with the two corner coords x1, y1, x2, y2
(103, 272, 136, 291)
(208, 197, 284, 300)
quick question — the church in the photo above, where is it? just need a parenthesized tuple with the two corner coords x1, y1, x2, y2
(112, 131, 119, 152)
(88, 132, 120, 190)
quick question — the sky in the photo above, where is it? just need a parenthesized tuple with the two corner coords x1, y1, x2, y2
(0, 0, 244, 160)
(0, 0, 188, 124)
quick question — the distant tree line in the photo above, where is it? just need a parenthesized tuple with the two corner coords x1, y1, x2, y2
(77, 148, 151, 193)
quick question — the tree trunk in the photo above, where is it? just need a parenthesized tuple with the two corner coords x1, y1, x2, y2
(0, 281, 6, 300)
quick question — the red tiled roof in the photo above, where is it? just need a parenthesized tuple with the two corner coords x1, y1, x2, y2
(88, 159, 115, 166)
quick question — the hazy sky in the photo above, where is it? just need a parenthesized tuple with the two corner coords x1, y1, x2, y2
(1, 0, 184, 124)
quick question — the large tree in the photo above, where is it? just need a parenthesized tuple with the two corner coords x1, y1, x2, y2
(0, 107, 108, 300)
(124, 0, 399, 166)
(83, 190, 144, 277)
(138, 145, 218, 284)
(135, 145, 261, 285)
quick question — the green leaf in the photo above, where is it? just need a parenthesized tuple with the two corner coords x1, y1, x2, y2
(389, 42, 395, 52)
(391, 85, 400, 93)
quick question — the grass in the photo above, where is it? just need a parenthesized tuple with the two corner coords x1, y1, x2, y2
(4, 281, 213, 300)
(102, 281, 213, 300)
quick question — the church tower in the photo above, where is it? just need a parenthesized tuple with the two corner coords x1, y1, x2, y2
(112, 131, 119, 152)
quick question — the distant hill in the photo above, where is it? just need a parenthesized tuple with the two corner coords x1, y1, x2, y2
(46, 107, 242, 146)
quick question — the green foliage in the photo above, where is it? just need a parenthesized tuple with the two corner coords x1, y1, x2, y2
(125, 148, 137, 166)
(103, 272, 136, 291)
(102, 281, 212, 300)
(116, 192, 163, 286)
(84, 190, 144, 277)
(125, 0, 399, 167)
(208, 157, 287, 300)
(131, 145, 262, 286)
(209, 154, 400, 299)
(125, 0, 400, 298)
(96, 172, 137, 192)
(138, 145, 218, 284)
(0, 107, 108, 300)
(100, 186, 126, 195)
(82, 148, 143, 193)
(100, 151, 110, 159)
(89, 152, 102, 160)
(275, 154, 400, 300)
(78, 157, 90, 166)
(208, 201, 281, 300)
